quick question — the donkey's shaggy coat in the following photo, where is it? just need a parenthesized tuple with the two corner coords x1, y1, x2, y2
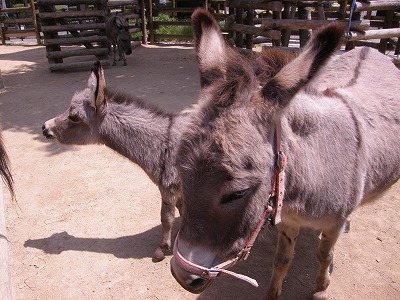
(170, 8, 400, 300)
(43, 62, 186, 261)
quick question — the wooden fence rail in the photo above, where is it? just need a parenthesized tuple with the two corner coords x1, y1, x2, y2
(223, 0, 400, 54)
(0, 0, 41, 44)
(37, 0, 110, 71)
(147, 0, 229, 44)
(2, 1, 399, 70)
(33, 0, 144, 70)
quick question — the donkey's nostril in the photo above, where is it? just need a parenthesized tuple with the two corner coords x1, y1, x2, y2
(42, 124, 55, 139)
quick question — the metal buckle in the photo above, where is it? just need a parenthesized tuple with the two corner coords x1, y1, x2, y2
(201, 269, 220, 280)
(236, 247, 251, 261)
(201, 270, 210, 280)
(262, 202, 274, 228)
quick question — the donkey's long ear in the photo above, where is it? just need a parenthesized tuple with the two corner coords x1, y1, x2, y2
(89, 61, 107, 110)
(192, 8, 226, 87)
(115, 12, 127, 28)
(262, 22, 345, 107)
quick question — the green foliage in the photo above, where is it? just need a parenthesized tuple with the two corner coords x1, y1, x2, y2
(132, 31, 143, 41)
(154, 14, 177, 22)
(6, 0, 26, 7)
(154, 14, 192, 41)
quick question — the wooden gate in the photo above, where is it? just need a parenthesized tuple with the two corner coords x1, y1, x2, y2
(37, 0, 110, 71)
(0, 0, 41, 44)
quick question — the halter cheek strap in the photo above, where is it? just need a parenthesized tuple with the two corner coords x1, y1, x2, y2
(270, 120, 286, 225)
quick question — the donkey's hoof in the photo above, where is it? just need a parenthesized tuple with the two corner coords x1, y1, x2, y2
(312, 291, 329, 300)
(152, 248, 166, 262)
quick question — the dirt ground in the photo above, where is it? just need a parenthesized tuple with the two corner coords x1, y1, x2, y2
(0, 42, 399, 300)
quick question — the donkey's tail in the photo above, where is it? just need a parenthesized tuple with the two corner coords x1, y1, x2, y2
(0, 133, 15, 201)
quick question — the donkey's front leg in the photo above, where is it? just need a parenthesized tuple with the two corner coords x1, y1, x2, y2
(123, 54, 127, 66)
(112, 44, 117, 66)
(152, 190, 177, 262)
(265, 223, 300, 300)
(313, 222, 345, 300)
(118, 45, 127, 66)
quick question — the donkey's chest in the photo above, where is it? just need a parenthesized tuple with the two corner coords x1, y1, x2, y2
(281, 207, 344, 231)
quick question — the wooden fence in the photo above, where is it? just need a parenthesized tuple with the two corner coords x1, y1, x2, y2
(37, 0, 110, 71)
(147, 0, 230, 43)
(36, 0, 145, 71)
(2, 1, 399, 70)
(223, 0, 400, 54)
(0, 0, 41, 44)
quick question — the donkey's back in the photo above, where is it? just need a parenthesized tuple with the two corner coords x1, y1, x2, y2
(305, 47, 400, 202)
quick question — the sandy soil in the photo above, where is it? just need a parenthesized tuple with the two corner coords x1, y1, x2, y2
(0, 43, 399, 300)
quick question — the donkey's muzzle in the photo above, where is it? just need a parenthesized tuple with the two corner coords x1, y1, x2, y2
(42, 123, 55, 139)
(170, 256, 212, 294)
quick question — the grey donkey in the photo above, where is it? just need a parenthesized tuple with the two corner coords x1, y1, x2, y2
(170, 8, 400, 300)
(42, 61, 189, 262)
(105, 12, 132, 66)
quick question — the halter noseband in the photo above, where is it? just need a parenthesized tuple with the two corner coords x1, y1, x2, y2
(172, 122, 286, 288)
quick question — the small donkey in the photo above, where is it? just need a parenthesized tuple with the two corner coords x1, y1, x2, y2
(42, 62, 188, 262)
(105, 12, 132, 66)
(42, 49, 295, 261)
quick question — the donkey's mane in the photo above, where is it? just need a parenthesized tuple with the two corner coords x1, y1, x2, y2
(179, 48, 297, 162)
(256, 48, 298, 84)
(104, 87, 173, 119)
(206, 47, 297, 108)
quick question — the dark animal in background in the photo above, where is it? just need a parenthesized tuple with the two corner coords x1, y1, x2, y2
(105, 12, 132, 66)
(170, 8, 400, 300)
(42, 62, 189, 262)
(0, 127, 15, 201)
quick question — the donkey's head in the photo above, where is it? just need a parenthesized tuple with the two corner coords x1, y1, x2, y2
(42, 62, 107, 144)
(170, 8, 344, 293)
(115, 12, 132, 55)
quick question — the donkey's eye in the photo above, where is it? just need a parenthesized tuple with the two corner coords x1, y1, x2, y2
(221, 188, 250, 205)
(68, 115, 81, 123)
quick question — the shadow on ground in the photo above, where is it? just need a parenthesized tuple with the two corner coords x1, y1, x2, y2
(24, 221, 321, 300)
(24, 227, 163, 259)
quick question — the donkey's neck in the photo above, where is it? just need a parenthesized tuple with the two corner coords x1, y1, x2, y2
(100, 90, 172, 184)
